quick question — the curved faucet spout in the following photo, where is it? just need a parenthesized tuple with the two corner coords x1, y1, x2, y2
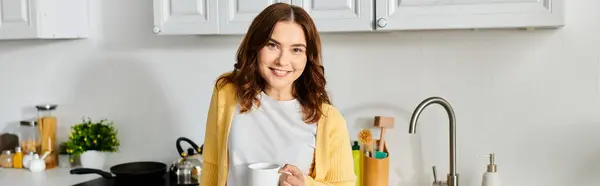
(408, 97, 458, 186)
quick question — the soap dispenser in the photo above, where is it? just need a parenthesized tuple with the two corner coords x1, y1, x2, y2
(481, 153, 502, 186)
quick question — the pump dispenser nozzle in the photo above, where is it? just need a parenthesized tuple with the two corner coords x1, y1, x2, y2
(479, 153, 502, 186)
(479, 153, 497, 173)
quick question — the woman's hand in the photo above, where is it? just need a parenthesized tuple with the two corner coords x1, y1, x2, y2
(278, 164, 305, 186)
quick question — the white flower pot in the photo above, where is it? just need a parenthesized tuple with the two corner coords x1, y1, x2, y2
(80, 150, 107, 169)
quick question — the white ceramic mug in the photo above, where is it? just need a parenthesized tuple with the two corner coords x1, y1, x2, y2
(248, 162, 291, 186)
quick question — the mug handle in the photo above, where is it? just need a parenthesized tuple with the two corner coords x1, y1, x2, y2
(277, 171, 294, 184)
(277, 164, 293, 177)
(279, 171, 293, 176)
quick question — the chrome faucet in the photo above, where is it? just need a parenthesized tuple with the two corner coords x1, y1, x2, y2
(408, 97, 459, 186)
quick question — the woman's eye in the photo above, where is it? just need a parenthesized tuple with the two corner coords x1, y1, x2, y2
(267, 43, 278, 50)
(293, 48, 304, 53)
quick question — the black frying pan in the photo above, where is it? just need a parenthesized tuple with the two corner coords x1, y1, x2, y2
(70, 161, 167, 180)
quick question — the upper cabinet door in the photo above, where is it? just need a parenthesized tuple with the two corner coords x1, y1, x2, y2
(292, 0, 373, 32)
(0, 0, 90, 40)
(153, 0, 218, 35)
(375, 0, 564, 31)
(219, 0, 291, 35)
(0, 0, 38, 39)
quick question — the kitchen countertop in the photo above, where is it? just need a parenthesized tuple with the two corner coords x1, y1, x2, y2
(0, 167, 100, 186)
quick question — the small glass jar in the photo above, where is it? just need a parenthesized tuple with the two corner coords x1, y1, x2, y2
(0, 150, 13, 168)
(19, 120, 40, 154)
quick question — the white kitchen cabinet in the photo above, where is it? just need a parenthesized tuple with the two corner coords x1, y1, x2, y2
(292, 0, 373, 32)
(0, 0, 90, 40)
(153, 0, 219, 35)
(152, 0, 564, 36)
(218, 0, 291, 35)
(374, 0, 564, 31)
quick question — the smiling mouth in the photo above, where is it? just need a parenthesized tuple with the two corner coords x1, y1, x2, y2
(269, 67, 292, 77)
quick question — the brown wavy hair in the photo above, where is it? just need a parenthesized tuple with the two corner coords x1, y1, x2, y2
(217, 3, 330, 124)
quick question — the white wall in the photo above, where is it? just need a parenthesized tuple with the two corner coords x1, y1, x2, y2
(1, 0, 598, 186)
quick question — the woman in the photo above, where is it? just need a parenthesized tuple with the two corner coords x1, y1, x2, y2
(200, 3, 355, 186)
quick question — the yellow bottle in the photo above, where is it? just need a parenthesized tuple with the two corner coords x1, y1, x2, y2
(13, 147, 23, 168)
(352, 141, 362, 186)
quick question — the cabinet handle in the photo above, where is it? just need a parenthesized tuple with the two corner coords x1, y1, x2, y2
(377, 18, 387, 28)
(153, 26, 162, 34)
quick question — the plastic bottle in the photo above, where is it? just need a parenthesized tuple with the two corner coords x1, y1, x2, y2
(352, 141, 362, 186)
(481, 153, 502, 186)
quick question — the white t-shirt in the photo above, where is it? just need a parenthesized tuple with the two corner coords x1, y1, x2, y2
(226, 92, 317, 186)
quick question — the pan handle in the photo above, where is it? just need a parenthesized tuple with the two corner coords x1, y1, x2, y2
(70, 168, 114, 179)
(176, 137, 201, 157)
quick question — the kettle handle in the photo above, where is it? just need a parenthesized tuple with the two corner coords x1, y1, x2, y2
(176, 137, 202, 158)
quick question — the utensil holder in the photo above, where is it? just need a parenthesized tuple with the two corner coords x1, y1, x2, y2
(362, 140, 389, 186)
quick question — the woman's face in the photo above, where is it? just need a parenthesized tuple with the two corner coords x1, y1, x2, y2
(257, 21, 307, 92)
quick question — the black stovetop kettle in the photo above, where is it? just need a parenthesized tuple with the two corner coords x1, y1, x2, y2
(169, 137, 203, 185)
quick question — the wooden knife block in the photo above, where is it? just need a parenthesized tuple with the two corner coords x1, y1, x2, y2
(363, 140, 389, 186)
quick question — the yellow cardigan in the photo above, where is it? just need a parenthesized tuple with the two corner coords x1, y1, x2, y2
(200, 73, 356, 186)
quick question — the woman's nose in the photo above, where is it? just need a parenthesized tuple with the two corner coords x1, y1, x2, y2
(276, 50, 293, 65)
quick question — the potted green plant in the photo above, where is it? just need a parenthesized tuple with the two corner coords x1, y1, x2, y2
(64, 117, 120, 169)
